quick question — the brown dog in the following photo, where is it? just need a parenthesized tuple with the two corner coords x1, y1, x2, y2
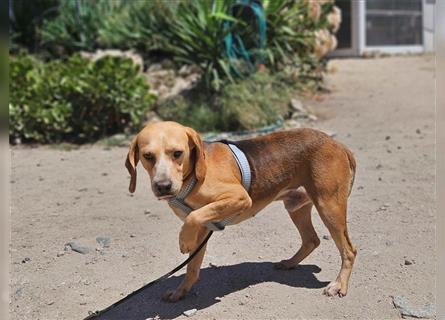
(126, 121, 357, 302)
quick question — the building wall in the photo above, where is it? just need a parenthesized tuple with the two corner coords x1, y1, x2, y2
(331, 0, 435, 56)
(423, 0, 435, 52)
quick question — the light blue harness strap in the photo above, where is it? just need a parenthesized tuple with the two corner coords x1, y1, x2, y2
(227, 143, 251, 191)
(168, 143, 251, 231)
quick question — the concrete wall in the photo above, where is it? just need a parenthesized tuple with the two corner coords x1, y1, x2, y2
(423, 0, 435, 52)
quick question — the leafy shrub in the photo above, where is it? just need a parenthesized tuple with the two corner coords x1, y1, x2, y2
(9, 0, 59, 52)
(157, 70, 292, 132)
(98, 1, 178, 53)
(40, 0, 126, 54)
(36, 0, 337, 90)
(40, 0, 237, 91)
(9, 54, 155, 143)
(163, 0, 240, 91)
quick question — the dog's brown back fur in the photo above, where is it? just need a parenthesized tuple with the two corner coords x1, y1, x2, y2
(233, 128, 356, 202)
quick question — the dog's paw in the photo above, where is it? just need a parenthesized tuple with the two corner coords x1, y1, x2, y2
(274, 259, 298, 270)
(162, 288, 187, 302)
(322, 281, 346, 297)
(179, 226, 197, 254)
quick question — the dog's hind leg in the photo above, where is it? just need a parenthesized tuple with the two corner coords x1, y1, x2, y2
(310, 195, 356, 297)
(275, 188, 320, 270)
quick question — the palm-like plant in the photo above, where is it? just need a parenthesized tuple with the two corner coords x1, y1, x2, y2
(263, 0, 312, 68)
(164, 0, 240, 91)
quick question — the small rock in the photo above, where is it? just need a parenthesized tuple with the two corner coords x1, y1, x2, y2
(385, 240, 393, 247)
(21, 257, 31, 263)
(130, 234, 136, 238)
(322, 235, 331, 240)
(65, 242, 90, 254)
(404, 259, 413, 265)
(209, 262, 219, 268)
(145, 111, 162, 125)
(378, 177, 382, 181)
(144, 210, 151, 215)
(322, 130, 337, 137)
(392, 295, 434, 319)
(56, 251, 65, 257)
(416, 129, 421, 134)
(308, 114, 318, 121)
(385, 136, 391, 140)
(148, 63, 163, 72)
(290, 98, 306, 113)
(183, 308, 197, 317)
(96, 236, 111, 248)
(101, 172, 108, 176)
(376, 164, 383, 169)
(78, 188, 88, 192)
(15, 287, 23, 297)
(47, 301, 55, 306)
(80, 302, 87, 305)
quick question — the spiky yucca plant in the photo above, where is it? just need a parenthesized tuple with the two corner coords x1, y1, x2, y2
(164, 0, 240, 91)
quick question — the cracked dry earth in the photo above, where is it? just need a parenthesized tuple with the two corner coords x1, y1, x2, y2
(10, 55, 435, 319)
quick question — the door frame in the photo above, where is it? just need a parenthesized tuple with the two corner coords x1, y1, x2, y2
(331, 0, 361, 57)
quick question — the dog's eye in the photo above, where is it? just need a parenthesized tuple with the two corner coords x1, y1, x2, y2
(173, 151, 183, 159)
(143, 153, 155, 161)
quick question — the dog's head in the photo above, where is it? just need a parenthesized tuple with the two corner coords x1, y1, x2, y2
(125, 121, 206, 200)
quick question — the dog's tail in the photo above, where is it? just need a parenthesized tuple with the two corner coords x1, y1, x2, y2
(345, 148, 357, 197)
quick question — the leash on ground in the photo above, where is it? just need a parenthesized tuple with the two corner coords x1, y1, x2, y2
(83, 230, 214, 320)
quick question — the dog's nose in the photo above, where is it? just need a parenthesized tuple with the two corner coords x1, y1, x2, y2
(155, 180, 172, 194)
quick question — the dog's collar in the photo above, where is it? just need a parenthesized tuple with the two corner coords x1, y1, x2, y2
(168, 143, 251, 231)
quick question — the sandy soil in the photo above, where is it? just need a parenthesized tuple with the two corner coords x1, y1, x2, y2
(10, 55, 435, 320)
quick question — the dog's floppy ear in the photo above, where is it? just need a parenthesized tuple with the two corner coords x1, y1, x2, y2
(125, 136, 139, 193)
(186, 127, 207, 182)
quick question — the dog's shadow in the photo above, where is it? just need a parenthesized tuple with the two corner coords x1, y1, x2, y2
(96, 262, 328, 320)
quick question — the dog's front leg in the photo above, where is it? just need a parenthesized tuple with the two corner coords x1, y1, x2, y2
(163, 226, 208, 302)
(179, 189, 252, 254)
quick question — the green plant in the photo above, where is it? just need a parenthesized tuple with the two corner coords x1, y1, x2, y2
(164, 0, 240, 91)
(40, 0, 126, 54)
(9, 0, 59, 52)
(98, 1, 178, 53)
(157, 70, 292, 132)
(9, 53, 155, 143)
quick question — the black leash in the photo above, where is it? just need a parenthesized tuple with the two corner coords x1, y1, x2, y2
(83, 230, 214, 320)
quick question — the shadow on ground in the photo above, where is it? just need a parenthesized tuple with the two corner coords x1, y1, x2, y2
(95, 262, 328, 320)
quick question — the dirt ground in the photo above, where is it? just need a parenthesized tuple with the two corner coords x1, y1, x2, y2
(10, 55, 436, 320)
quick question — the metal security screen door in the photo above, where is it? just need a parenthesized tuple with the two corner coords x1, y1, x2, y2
(365, 0, 423, 51)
